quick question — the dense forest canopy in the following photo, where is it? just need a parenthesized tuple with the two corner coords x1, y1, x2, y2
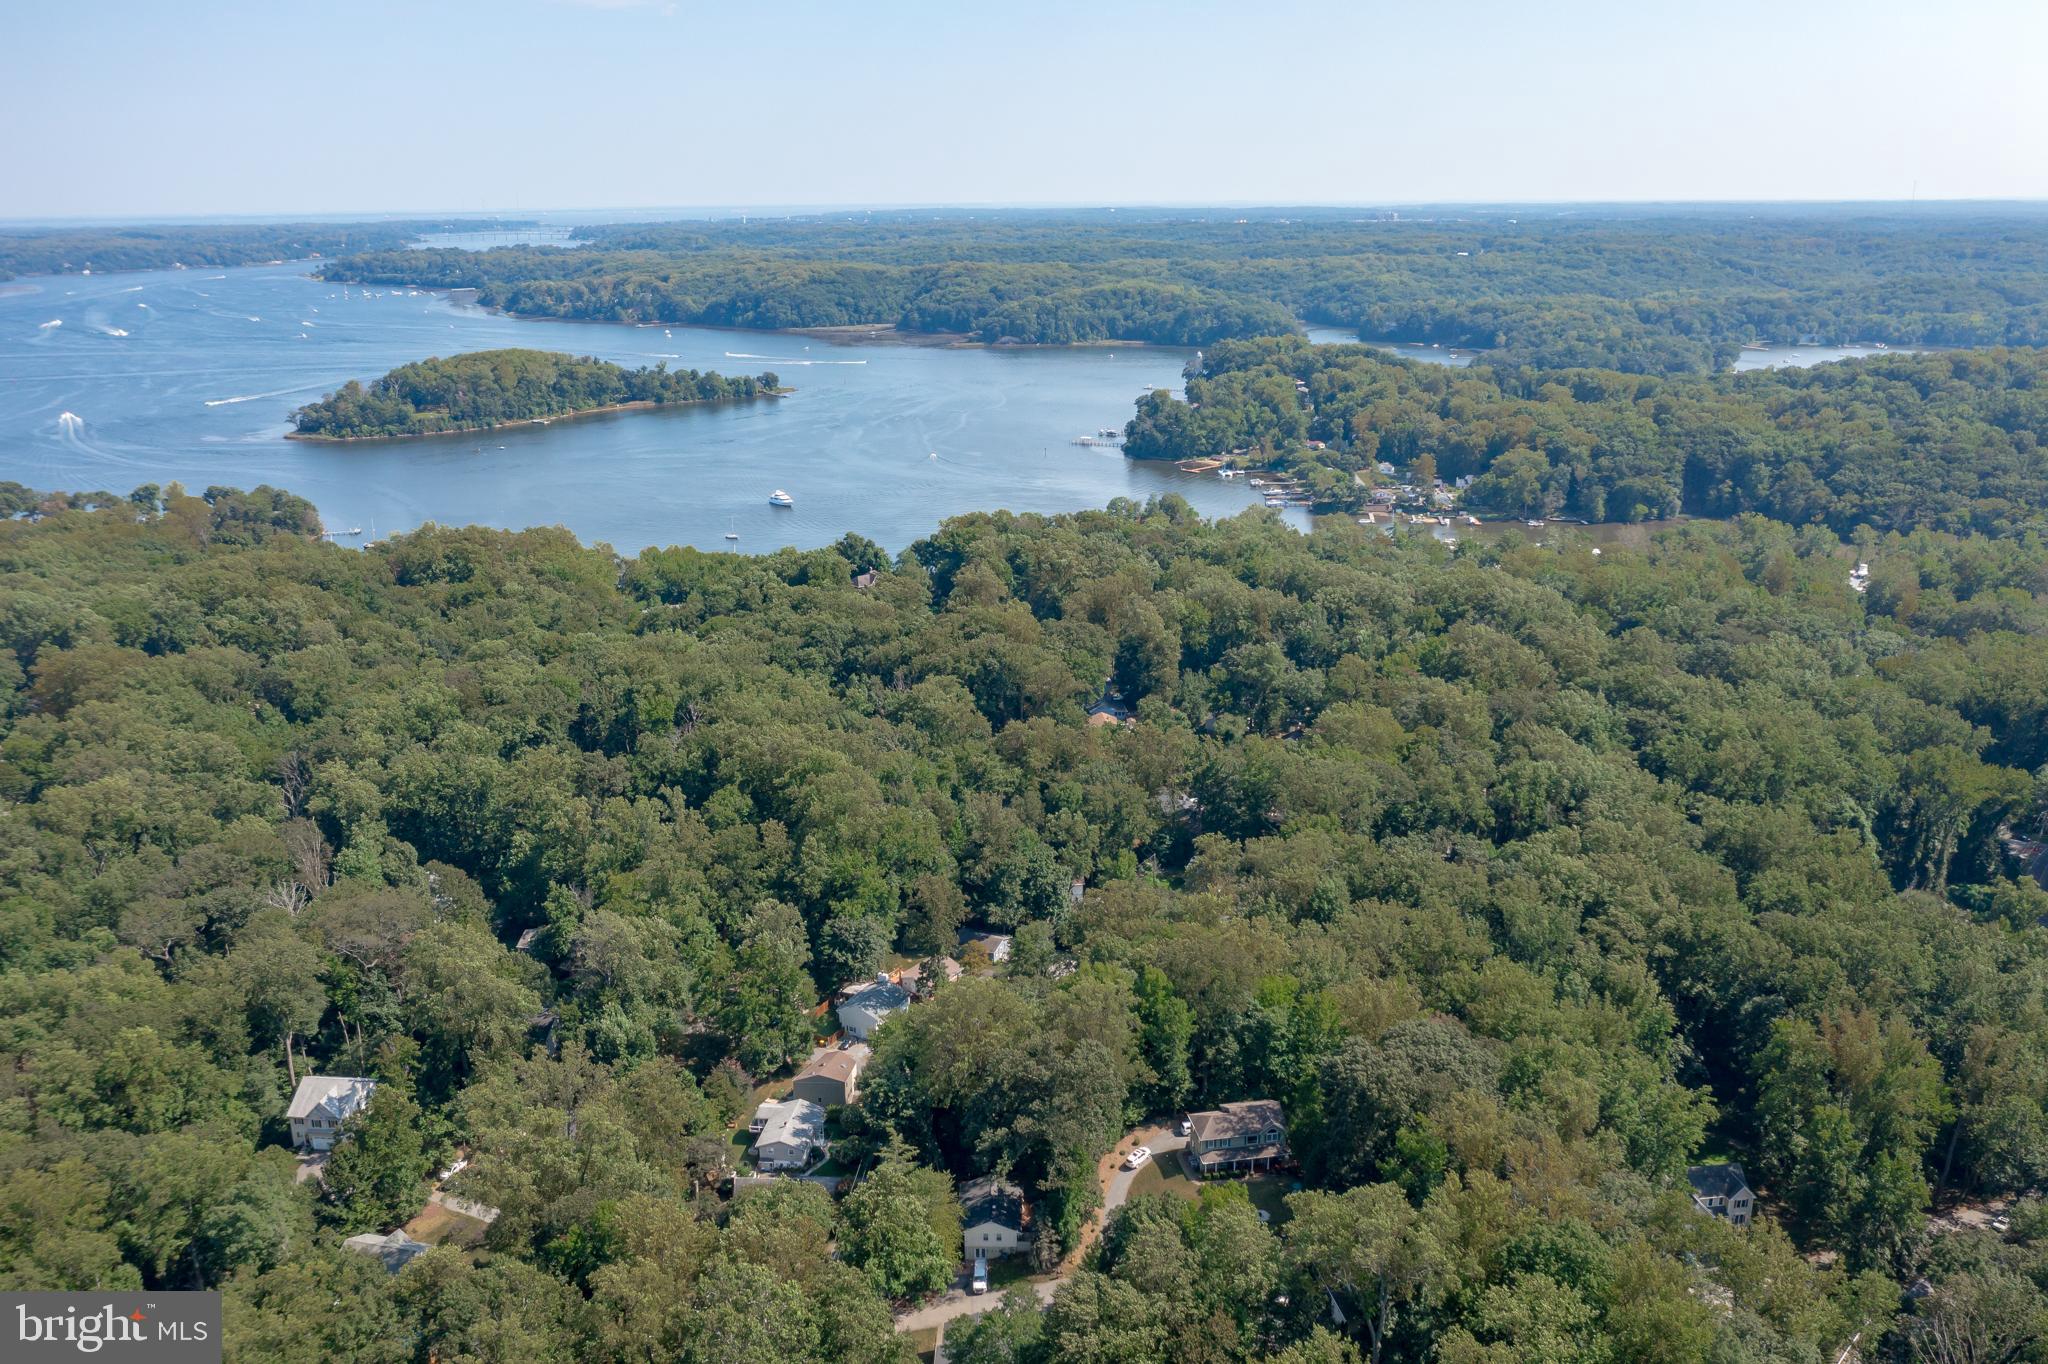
(288, 349, 781, 439)
(317, 206, 2048, 370)
(1123, 337, 2048, 536)
(0, 482, 2044, 1362)
(0, 221, 515, 281)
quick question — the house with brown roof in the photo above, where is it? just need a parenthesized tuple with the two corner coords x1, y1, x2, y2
(1185, 1100, 1288, 1176)
(897, 957, 963, 996)
(791, 1044, 869, 1109)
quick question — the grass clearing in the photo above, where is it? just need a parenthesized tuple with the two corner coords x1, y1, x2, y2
(1127, 1158, 1295, 1227)
(402, 1200, 489, 1249)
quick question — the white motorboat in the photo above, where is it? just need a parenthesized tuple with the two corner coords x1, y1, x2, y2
(768, 489, 794, 508)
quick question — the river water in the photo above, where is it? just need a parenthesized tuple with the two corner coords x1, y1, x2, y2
(0, 262, 1300, 553)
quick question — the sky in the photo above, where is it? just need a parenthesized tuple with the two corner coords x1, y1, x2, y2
(2, 0, 2043, 220)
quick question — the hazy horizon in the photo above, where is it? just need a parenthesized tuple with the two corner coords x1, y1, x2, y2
(4, 0, 2044, 220)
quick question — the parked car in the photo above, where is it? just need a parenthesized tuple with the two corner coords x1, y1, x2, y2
(971, 1251, 989, 1294)
(437, 1157, 468, 1182)
(1991, 1215, 2012, 1233)
(1124, 1145, 1152, 1171)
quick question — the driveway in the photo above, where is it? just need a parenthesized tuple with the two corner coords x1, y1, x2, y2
(1102, 1127, 1188, 1219)
(892, 1119, 1186, 1339)
(894, 1277, 1059, 1335)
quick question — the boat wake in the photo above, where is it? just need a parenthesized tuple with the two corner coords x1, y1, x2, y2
(722, 351, 866, 366)
(98, 326, 130, 337)
(58, 411, 82, 431)
(205, 383, 322, 407)
(38, 319, 61, 329)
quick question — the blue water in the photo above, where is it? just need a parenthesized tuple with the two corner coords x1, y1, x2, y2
(1302, 324, 1478, 366)
(0, 262, 1298, 553)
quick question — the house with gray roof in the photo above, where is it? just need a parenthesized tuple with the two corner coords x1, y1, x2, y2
(750, 1098, 828, 1172)
(959, 1174, 1031, 1259)
(1687, 1163, 1754, 1227)
(836, 976, 912, 1040)
(1185, 1100, 1288, 1176)
(287, 1075, 378, 1152)
(343, 1229, 430, 1273)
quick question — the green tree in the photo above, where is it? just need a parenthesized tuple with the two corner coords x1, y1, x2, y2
(836, 1139, 962, 1299)
(322, 1087, 433, 1234)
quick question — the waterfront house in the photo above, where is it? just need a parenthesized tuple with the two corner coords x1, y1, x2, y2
(1686, 1163, 1754, 1227)
(288, 1075, 378, 1152)
(750, 1098, 828, 1171)
(837, 976, 912, 1040)
(791, 1044, 868, 1109)
(1186, 1100, 1289, 1176)
(959, 1175, 1032, 1259)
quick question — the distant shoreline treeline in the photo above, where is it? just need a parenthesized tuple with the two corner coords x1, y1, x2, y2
(288, 348, 782, 440)
(318, 208, 2048, 372)
(0, 221, 538, 281)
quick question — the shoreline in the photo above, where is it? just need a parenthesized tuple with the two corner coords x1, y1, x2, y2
(324, 273, 1190, 354)
(284, 390, 788, 444)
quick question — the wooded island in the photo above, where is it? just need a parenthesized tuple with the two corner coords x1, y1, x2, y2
(289, 348, 782, 440)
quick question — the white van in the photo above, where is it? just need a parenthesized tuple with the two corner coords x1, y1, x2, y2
(971, 1251, 989, 1294)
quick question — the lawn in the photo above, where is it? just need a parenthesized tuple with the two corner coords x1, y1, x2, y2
(402, 1200, 489, 1250)
(985, 1255, 1040, 1291)
(1127, 1158, 1296, 1227)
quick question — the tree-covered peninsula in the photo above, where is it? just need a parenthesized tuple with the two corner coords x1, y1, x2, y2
(320, 205, 2048, 371)
(288, 348, 782, 440)
(1124, 337, 2048, 536)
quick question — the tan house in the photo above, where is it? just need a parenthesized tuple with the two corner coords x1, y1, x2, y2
(791, 1044, 868, 1109)
(1186, 1100, 1288, 1176)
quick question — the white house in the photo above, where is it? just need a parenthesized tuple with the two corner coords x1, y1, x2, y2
(750, 1098, 827, 1172)
(837, 977, 912, 1040)
(288, 1075, 378, 1152)
(1687, 1163, 1755, 1227)
(958, 930, 1012, 964)
(959, 1175, 1032, 1260)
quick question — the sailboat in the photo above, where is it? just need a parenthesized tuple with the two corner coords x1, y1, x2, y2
(724, 516, 739, 542)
